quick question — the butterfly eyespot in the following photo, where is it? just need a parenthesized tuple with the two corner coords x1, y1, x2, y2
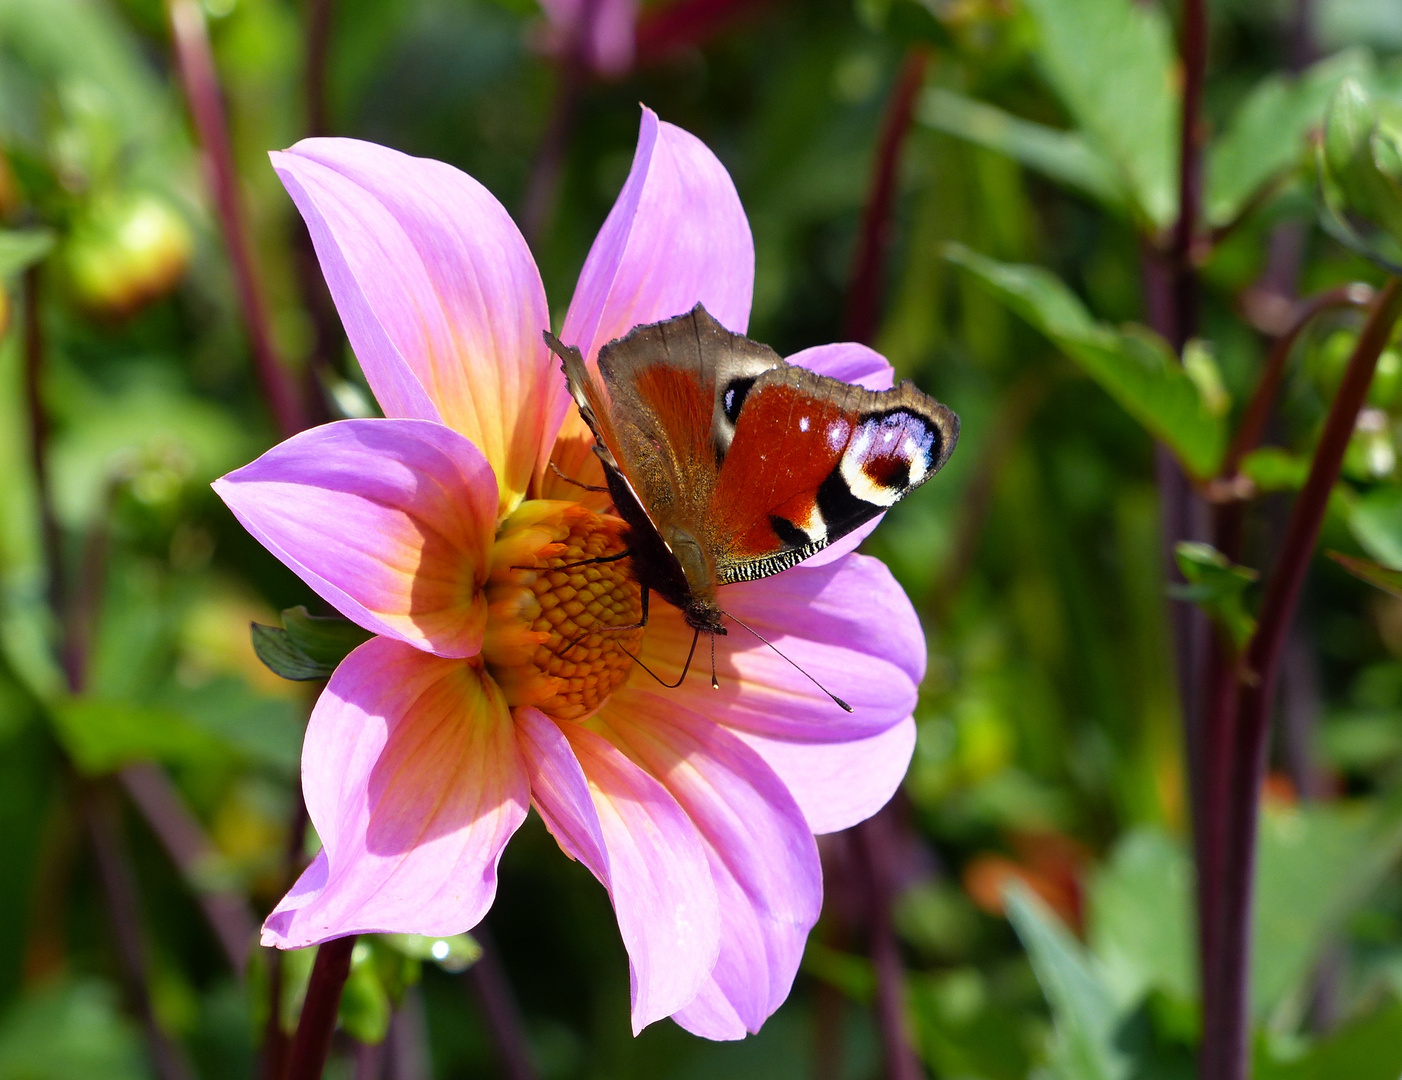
(722, 376, 758, 424)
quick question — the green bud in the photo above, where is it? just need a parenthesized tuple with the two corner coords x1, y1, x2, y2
(62, 191, 192, 318)
(1318, 78, 1402, 270)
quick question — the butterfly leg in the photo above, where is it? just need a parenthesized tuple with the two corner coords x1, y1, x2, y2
(555, 587, 650, 659)
(548, 460, 609, 493)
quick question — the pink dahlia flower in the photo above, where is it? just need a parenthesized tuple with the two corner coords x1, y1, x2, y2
(214, 107, 925, 1039)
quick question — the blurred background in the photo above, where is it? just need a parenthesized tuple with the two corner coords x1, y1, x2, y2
(3, 0, 1402, 1077)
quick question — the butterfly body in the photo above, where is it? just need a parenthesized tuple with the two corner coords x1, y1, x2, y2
(548, 305, 959, 642)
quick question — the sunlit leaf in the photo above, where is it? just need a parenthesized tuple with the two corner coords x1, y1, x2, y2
(1170, 541, 1259, 650)
(946, 244, 1226, 477)
(1329, 551, 1402, 598)
(46, 698, 231, 775)
(1004, 884, 1132, 1080)
(1086, 828, 1196, 1012)
(1206, 49, 1373, 227)
(917, 89, 1126, 211)
(1254, 800, 1402, 1018)
(1022, 0, 1178, 228)
(380, 933, 481, 974)
(1349, 486, 1402, 569)
(0, 230, 54, 278)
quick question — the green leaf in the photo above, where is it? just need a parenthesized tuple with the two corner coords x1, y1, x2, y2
(46, 698, 231, 775)
(380, 933, 481, 974)
(1170, 542, 1259, 649)
(1257, 999, 1402, 1080)
(0, 230, 54, 278)
(1022, 0, 1178, 228)
(1086, 828, 1196, 1012)
(1349, 486, 1402, 569)
(946, 244, 1226, 477)
(1004, 884, 1131, 1080)
(0, 978, 147, 1080)
(251, 607, 371, 682)
(339, 941, 392, 1045)
(1253, 801, 1402, 1018)
(1317, 78, 1402, 272)
(1241, 448, 1311, 492)
(1206, 50, 1374, 227)
(916, 89, 1126, 210)
(1329, 550, 1402, 597)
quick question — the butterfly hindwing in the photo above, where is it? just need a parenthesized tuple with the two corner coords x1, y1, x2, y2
(703, 366, 957, 584)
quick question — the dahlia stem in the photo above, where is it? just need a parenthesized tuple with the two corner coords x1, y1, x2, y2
(286, 935, 358, 1080)
(852, 816, 921, 1080)
(119, 763, 259, 975)
(83, 782, 198, 1080)
(464, 927, 539, 1080)
(262, 795, 311, 1080)
(1201, 277, 1402, 1080)
(166, 0, 307, 438)
(844, 46, 928, 345)
(351, 1038, 384, 1080)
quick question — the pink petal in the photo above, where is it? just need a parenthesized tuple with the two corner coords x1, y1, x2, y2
(735, 717, 917, 835)
(786, 342, 896, 563)
(516, 707, 719, 1032)
(213, 419, 496, 658)
(262, 638, 529, 947)
(556, 107, 753, 412)
(786, 341, 895, 391)
(272, 139, 555, 511)
(599, 692, 822, 1038)
(633, 553, 925, 741)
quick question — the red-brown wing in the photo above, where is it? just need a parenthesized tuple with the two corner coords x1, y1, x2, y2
(703, 365, 958, 585)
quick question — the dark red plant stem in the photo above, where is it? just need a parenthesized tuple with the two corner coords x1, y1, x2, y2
(21, 265, 63, 619)
(844, 47, 929, 346)
(852, 817, 921, 1080)
(262, 794, 310, 1080)
(464, 928, 540, 1080)
(1171, 0, 1207, 351)
(1202, 277, 1402, 1080)
(1222, 284, 1375, 477)
(119, 763, 259, 975)
(304, 0, 334, 138)
(636, 0, 778, 65)
(83, 783, 197, 1080)
(166, 0, 306, 439)
(351, 1039, 385, 1080)
(286, 935, 358, 1080)
(385, 988, 431, 1080)
(520, 43, 587, 249)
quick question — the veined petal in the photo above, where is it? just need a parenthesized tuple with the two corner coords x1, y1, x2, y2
(516, 707, 718, 1033)
(735, 717, 917, 835)
(213, 419, 496, 658)
(272, 139, 554, 512)
(787, 342, 895, 564)
(262, 638, 529, 948)
(633, 553, 925, 741)
(597, 692, 822, 1038)
(551, 107, 753, 432)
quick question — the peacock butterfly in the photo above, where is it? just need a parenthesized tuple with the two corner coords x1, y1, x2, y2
(544, 304, 959, 704)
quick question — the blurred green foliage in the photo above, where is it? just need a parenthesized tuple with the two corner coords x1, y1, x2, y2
(3, 0, 1402, 1077)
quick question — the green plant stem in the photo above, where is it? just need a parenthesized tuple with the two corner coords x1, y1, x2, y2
(166, 0, 307, 438)
(1201, 276, 1402, 1080)
(286, 935, 358, 1080)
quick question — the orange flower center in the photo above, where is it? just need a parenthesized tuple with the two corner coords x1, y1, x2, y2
(482, 500, 643, 721)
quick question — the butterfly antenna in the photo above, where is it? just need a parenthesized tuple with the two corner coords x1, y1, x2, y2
(615, 627, 701, 690)
(721, 611, 853, 712)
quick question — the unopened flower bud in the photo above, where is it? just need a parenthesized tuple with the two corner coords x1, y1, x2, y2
(62, 191, 193, 318)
